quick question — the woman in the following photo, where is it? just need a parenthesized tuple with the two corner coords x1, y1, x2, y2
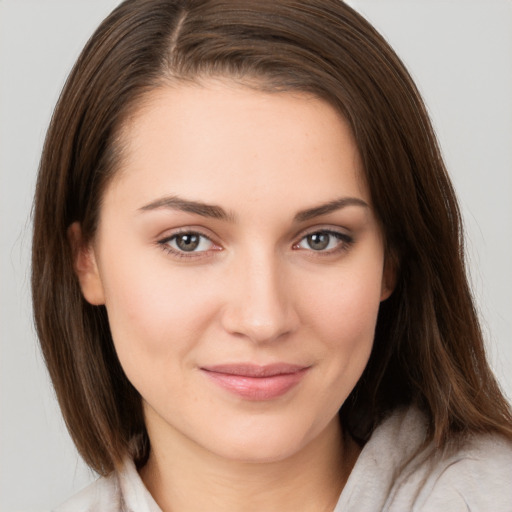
(32, 0, 512, 510)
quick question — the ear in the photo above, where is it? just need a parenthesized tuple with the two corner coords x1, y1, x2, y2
(380, 251, 398, 302)
(67, 222, 105, 305)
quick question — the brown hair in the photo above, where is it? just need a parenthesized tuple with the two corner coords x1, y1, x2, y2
(32, 0, 512, 475)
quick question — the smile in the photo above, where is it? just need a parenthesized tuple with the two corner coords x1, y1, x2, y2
(200, 363, 310, 401)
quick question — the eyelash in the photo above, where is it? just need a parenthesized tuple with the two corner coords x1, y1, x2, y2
(158, 230, 219, 260)
(157, 228, 354, 259)
(293, 229, 354, 256)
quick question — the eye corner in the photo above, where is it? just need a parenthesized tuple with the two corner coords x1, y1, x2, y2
(293, 228, 354, 255)
(157, 229, 223, 260)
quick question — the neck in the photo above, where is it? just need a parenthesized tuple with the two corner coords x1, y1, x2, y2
(140, 417, 360, 512)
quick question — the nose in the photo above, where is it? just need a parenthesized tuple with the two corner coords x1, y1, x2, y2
(220, 250, 298, 344)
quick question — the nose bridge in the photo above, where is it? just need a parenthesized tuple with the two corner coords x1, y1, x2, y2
(221, 245, 296, 343)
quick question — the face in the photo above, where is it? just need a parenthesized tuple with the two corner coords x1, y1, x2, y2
(74, 81, 393, 464)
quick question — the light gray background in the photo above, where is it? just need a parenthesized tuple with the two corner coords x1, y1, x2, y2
(1, 1, 511, 510)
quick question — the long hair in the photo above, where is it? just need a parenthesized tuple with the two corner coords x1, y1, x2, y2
(32, 0, 512, 475)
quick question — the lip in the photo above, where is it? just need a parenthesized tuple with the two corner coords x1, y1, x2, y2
(200, 363, 310, 401)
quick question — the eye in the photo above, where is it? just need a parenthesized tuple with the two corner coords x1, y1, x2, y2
(294, 230, 352, 252)
(160, 231, 215, 254)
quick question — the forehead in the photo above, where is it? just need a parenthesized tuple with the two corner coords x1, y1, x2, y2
(105, 80, 369, 216)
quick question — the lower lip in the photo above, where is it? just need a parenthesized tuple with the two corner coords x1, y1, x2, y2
(202, 368, 309, 401)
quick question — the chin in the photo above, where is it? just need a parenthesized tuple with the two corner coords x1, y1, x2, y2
(211, 438, 306, 464)
(199, 417, 327, 464)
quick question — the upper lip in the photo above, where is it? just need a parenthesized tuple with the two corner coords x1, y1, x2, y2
(201, 363, 309, 377)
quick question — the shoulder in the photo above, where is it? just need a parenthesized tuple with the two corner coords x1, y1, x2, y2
(53, 473, 121, 512)
(386, 414, 512, 512)
(412, 433, 512, 512)
(337, 407, 512, 512)
(53, 457, 161, 512)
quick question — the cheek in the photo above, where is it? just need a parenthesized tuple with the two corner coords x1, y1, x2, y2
(297, 260, 384, 386)
(98, 254, 220, 383)
(301, 262, 383, 341)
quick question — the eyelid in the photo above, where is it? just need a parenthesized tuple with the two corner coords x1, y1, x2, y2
(157, 227, 223, 259)
(294, 224, 352, 242)
(155, 225, 353, 260)
(292, 226, 354, 254)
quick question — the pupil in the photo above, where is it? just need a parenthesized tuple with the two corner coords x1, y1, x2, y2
(177, 234, 200, 251)
(308, 233, 329, 250)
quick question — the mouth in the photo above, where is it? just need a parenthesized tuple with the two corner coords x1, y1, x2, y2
(200, 363, 310, 401)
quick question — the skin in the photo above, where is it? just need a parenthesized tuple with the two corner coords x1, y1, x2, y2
(73, 80, 394, 512)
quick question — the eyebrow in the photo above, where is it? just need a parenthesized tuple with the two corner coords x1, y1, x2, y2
(139, 195, 235, 221)
(293, 197, 369, 222)
(138, 195, 368, 222)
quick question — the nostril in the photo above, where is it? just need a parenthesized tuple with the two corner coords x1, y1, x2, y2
(220, 293, 297, 343)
